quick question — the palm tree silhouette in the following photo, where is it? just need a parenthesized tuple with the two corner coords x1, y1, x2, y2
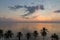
(17, 32, 23, 40)
(40, 27, 48, 40)
(4, 30, 13, 40)
(26, 32, 31, 40)
(33, 30, 38, 39)
(50, 33, 59, 40)
(0, 29, 3, 39)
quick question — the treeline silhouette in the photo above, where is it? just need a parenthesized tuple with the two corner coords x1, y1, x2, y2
(0, 27, 59, 40)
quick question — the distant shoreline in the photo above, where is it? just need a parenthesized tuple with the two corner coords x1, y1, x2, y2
(1, 21, 60, 23)
(15, 21, 60, 23)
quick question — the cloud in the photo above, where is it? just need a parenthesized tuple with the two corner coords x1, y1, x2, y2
(54, 10, 60, 13)
(8, 5, 44, 17)
(9, 5, 44, 10)
(39, 5, 44, 10)
(8, 5, 23, 10)
(21, 15, 38, 19)
(0, 17, 15, 23)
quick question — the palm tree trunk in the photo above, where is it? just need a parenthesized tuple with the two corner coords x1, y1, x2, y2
(19, 37, 20, 40)
(27, 37, 29, 40)
(43, 36, 45, 40)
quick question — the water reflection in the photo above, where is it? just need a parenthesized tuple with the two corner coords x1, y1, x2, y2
(0, 23, 60, 33)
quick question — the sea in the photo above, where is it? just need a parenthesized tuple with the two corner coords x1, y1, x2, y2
(0, 22, 60, 40)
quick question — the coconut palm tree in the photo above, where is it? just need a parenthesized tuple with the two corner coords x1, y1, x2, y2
(4, 30, 13, 40)
(0, 29, 3, 39)
(33, 30, 38, 39)
(40, 27, 48, 40)
(50, 33, 59, 40)
(17, 32, 23, 40)
(26, 32, 31, 40)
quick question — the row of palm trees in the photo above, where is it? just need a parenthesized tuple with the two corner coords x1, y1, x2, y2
(0, 27, 59, 40)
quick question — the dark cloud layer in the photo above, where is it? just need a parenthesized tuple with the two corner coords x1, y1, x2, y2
(9, 5, 44, 16)
(54, 10, 60, 13)
(8, 5, 23, 10)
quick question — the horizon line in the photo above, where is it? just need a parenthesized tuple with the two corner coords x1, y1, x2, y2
(15, 21, 60, 23)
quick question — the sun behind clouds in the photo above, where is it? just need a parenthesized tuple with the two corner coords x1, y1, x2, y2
(30, 10, 55, 21)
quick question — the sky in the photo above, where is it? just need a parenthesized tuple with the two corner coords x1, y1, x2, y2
(0, 0, 60, 22)
(0, 0, 60, 34)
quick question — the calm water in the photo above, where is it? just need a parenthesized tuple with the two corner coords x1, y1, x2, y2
(0, 23, 60, 34)
(0, 23, 60, 40)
